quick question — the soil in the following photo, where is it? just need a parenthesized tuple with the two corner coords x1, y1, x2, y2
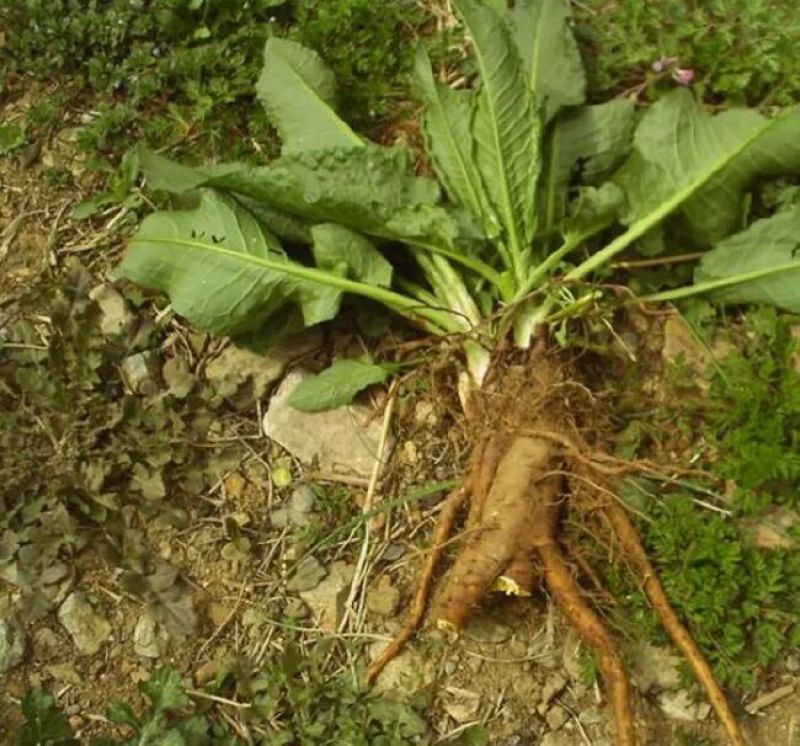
(1, 102, 799, 746)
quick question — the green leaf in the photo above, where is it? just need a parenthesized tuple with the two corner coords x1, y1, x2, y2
(413, 45, 497, 235)
(20, 690, 75, 746)
(122, 190, 339, 336)
(237, 197, 314, 243)
(106, 700, 141, 729)
(510, 0, 586, 123)
(141, 667, 189, 714)
(257, 38, 362, 155)
(137, 145, 239, 194)
(615, 89, 800, 246)
(564, 183, 624, 238)
(71, 195, 113, 221)
(135, 146, 498, 285)
(541, 99, 634, 238)
(455, 0, 541, 279)
(288, 359, 392, 411)
(124, 190, 456, 335)
(196, 146, 456, 245)
(0, 121, 26, 155)
(570, 95, 800, 281)
(694, 207, 800, 311)
(311, 224, 393, 288)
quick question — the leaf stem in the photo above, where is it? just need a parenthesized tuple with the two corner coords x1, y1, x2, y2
(405, 238, 502, 288)
(131, 237, 460, 334)
(565, 110, 795, 282)
(514, 229, 594, 302)
(638, 262, 800, 304)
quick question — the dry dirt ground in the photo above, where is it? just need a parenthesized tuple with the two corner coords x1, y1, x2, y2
(1, 98, 799, 745)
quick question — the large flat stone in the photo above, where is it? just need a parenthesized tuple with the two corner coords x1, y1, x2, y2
(263, 369, 391, 478)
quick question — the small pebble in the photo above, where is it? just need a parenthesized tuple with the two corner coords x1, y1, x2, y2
(545, 705, 569, 731)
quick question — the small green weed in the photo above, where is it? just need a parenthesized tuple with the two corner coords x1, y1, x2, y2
(608, 309, 800, 692)
(291, 0, 430, 132)
(0, 262, 241, 627)
(575, 0, 800, 107)
(1, 0, 436, 165)
(16, 650, 488, 744)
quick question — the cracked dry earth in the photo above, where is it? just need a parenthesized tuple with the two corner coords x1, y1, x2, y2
(1, 124, 799, 744)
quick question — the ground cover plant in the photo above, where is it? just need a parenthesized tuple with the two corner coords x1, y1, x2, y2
(574, 0, 800, 107)
(0, 0, 433, 175)
(118, 1, 800, 743)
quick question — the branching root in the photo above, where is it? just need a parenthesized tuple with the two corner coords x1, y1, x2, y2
(366, 476, 475, 684)
(603, 500, 747, 746)
(537, 542, 635, 746)
(368, 351, 744, 746)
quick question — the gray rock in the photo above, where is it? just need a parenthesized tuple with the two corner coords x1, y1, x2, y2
(290, 485, 316, 514)
(121, 351, 160, 396)
(284, 597, 310, 620)
(366, 575, 400, 617)
(133, 613, 164, 658)
(542, 672, 568, 705)
(578, 706, 604, 726)
(628, 642, 681, 693)
(57, 593, 111, 655)
(287, 555, 327, 593)
(89, 283, 132, 336)
(263, 370, 393, 479)
(662, 315, 711, 378)
(298, 561, 354, 632)
(441, 687, 481, 723)
(369, 641, 436, 696)
(45, 663, 81, 685)
(206, 331, 321, 400)
(382, 543, 406, 562)
(545, 704, 569, 731)
(463, 616, 513, 644)
(271, 485, 318, 528)
(540, 732, 575, 746)
(0, 617, 26, 673)
(658, 689, 712, 721)
(270, 508, 290, 528)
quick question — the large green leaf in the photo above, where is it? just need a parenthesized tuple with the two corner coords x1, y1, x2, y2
(256, 38, 362, 155)
(615, 89, 800, 246)
(137, 145, 497, 287)
(510, 0, 586, 123)
(455, 0, 540, 279)
(137, 145, 239, 194)
(123, 191, 458, 335)
(190, 146, 457, 244)
(413, 45, 497, 236)
(541, 99, 634, 238)
(288, 358, 392, 412)
(694, 208, 800, 311)
(311, 224, 393, 289)
(121, 191, 342, 336)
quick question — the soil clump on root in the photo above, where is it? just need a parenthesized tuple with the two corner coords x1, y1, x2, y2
(368, 339, 746, 746)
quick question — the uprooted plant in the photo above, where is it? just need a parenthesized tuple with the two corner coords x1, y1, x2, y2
(120, 0, 800, 742)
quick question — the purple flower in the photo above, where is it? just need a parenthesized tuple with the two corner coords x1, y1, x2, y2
(671, 68, 695, 86)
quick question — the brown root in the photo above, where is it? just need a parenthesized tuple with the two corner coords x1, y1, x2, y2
(430, 436, 561, 629)
(466, 435, 500, 530)
(604, 500, 747, 746)
(368, 348, 744, 746)
(537, 542, 636, 746)
(366, 480, 471, 684)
